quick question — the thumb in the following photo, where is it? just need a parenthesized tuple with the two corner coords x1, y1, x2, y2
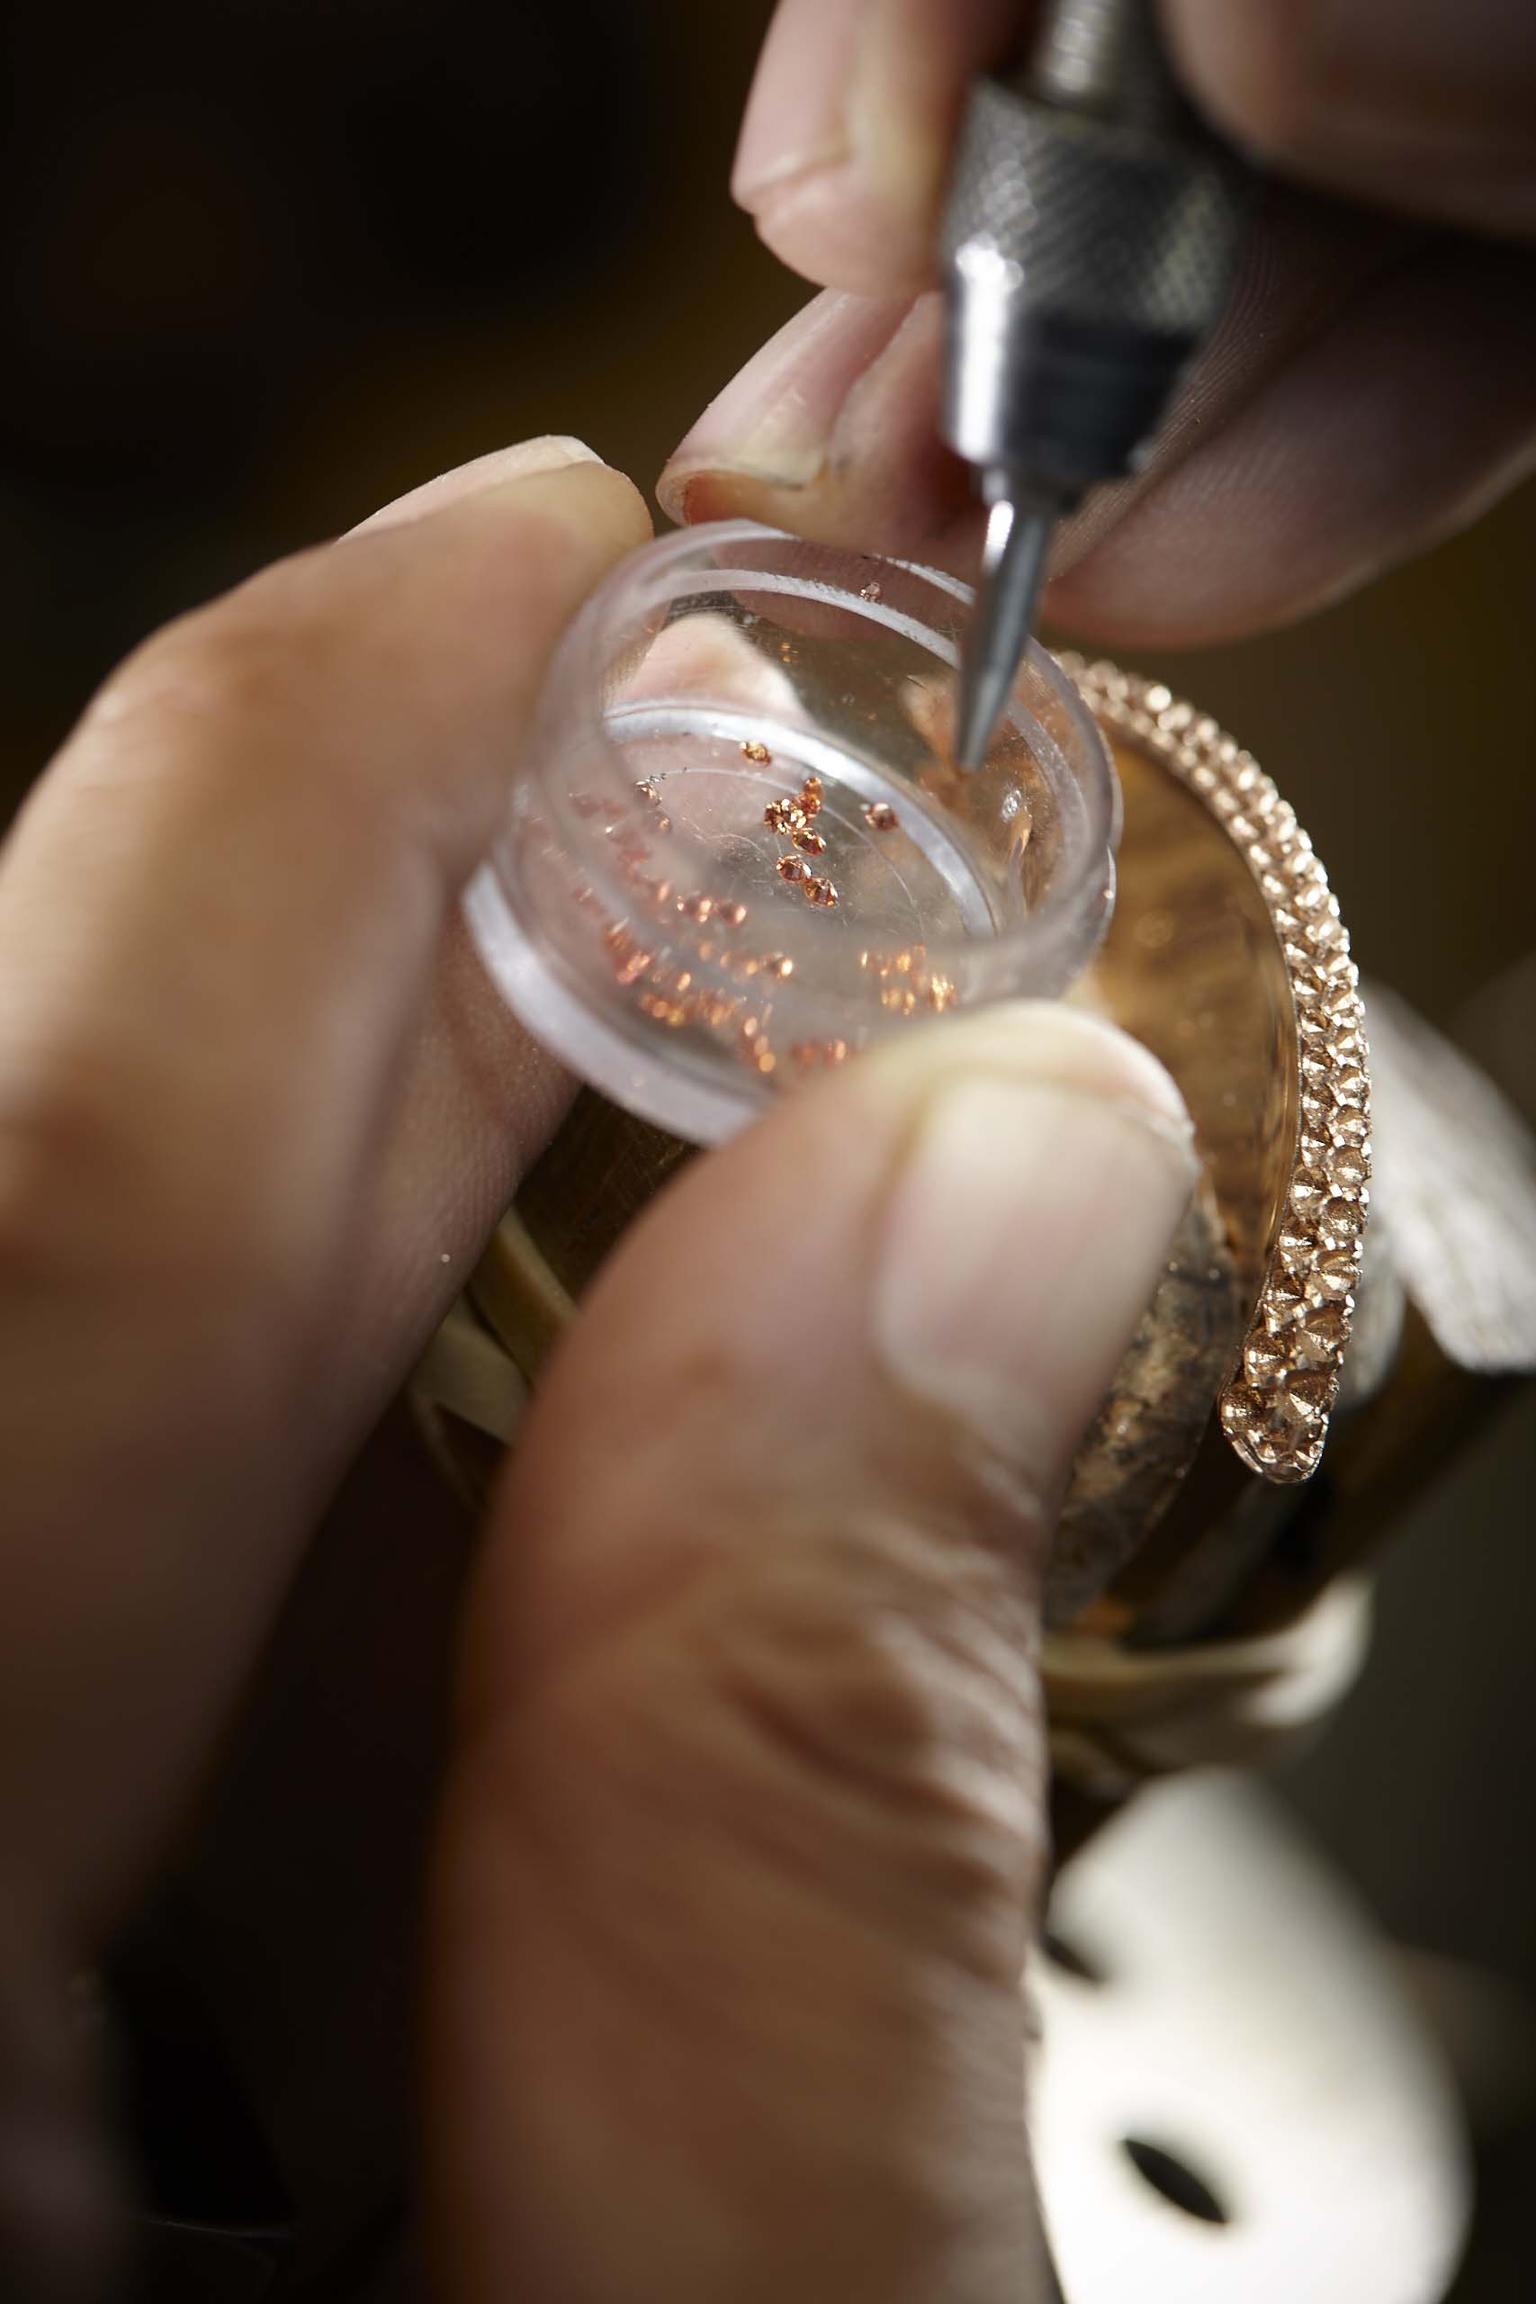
(431, 1004, 1197, 2304)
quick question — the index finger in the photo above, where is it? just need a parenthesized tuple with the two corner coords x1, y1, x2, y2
(0, 444, 650, 1943)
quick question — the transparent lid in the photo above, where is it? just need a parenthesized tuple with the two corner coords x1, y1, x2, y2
(466, 521, 1119, 1142)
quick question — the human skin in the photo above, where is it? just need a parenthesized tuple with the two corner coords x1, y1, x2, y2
(0, 438, 1194, 2301)
(661, 0, 1536, 648)
(9, 10, 1528, 2288)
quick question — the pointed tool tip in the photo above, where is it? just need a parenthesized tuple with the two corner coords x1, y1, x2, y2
(951, 675, 997, 772)
(952, 496, 1056, 771)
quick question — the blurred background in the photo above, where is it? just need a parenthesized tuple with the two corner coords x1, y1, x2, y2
(3, 1, 1532, 2294)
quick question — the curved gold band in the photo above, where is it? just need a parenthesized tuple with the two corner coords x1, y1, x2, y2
(1064, 657, 1370, 1487)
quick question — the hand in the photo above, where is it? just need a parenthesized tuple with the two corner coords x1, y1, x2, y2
(659, 0, 1536, 646)
(0, 434, 1195, 2300)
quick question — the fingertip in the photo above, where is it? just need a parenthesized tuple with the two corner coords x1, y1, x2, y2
(731, 0, 861, 218)
(750, 166, 938, 298)
(733, 0, 1012, 297)
(434, 995, 1195, 2293)
(656, 290, 916, 517)
(349, 458, 654, 668)
(490, 458, 654, 568)
(860, 999, 1193, 1142)
(655, 290, 964, 558)
(351, 436, 611, 534)
(499, 999, 1194, 1607)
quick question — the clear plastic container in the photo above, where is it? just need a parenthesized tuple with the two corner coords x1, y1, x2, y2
(465, 521, 1119, 1142)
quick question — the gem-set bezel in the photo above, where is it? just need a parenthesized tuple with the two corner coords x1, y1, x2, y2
(1062, 657, 1370, 1484)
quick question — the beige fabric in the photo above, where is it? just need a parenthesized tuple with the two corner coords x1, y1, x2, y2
(1043, 1576, 1374, 1795)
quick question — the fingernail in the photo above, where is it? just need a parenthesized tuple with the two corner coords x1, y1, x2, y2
(352, 437, 605, 534)
(732, 0, 949, 290)
(657, 291, 911, 520)
(873, 1015, 1196, 1477)
(732, 0, 859, 209)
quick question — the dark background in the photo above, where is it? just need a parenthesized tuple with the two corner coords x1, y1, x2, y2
(4, 2, 1533, 2295)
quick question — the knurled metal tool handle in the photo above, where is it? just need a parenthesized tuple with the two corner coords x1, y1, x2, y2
(942, 0, 1250, 500)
